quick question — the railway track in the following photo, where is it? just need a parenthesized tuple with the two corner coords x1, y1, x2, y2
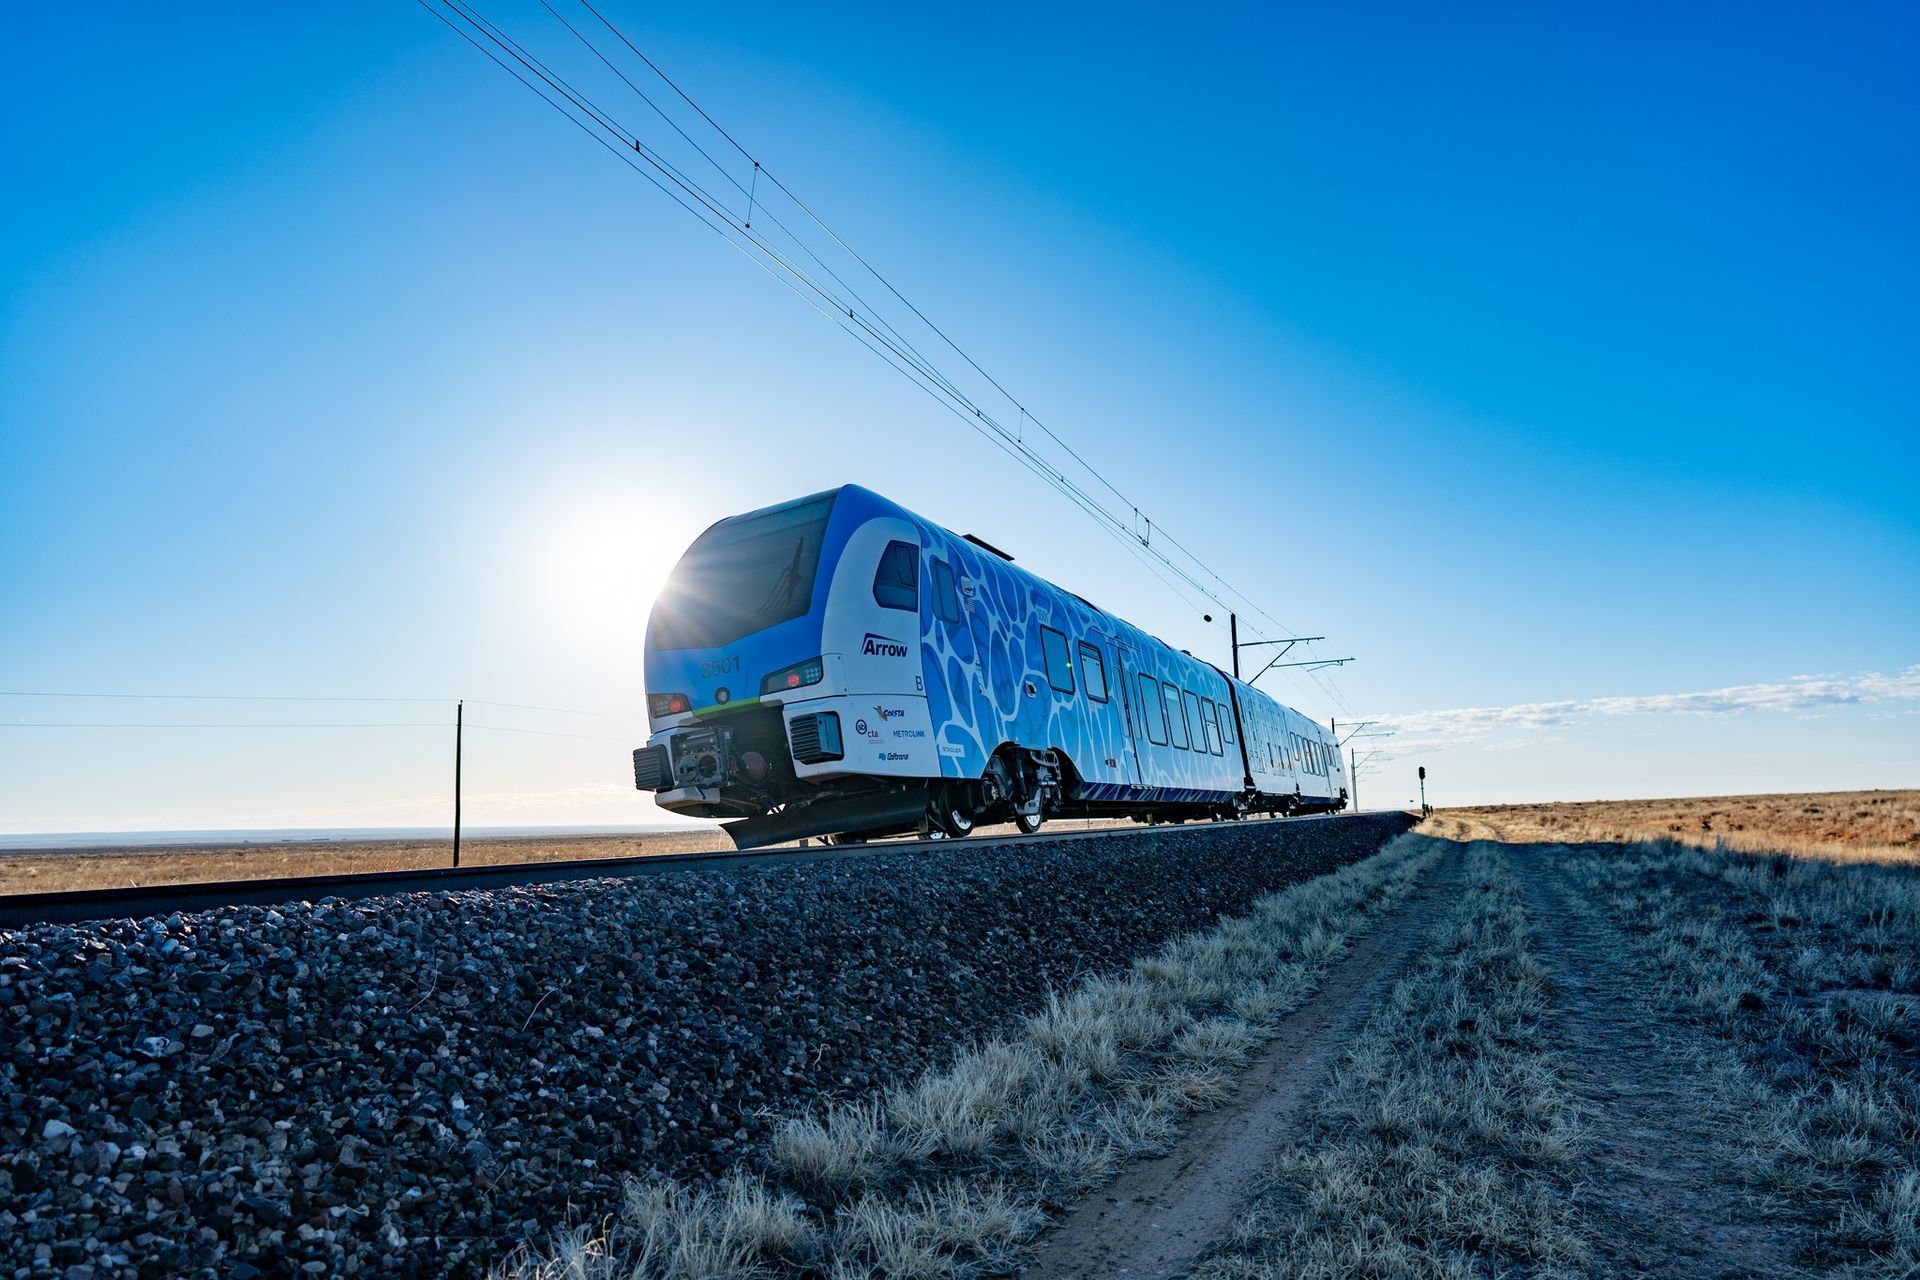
(0, 813, 1365, 929)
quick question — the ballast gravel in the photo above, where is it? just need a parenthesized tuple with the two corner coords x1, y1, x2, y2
(0, 812, 1413, 1278)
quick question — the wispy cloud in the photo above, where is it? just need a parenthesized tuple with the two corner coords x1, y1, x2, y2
(1374, 665, 1920, 749)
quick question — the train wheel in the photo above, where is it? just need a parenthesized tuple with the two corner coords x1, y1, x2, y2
(1013, 809, 1044, 835)
(937, 785, 978, 838)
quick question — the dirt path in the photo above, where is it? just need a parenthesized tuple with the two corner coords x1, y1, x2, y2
(1022, 842, 1466, 1280)
(1505, 841, 1812, 1279)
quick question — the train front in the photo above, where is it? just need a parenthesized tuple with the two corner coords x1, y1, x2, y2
(630, 487, 935, 847)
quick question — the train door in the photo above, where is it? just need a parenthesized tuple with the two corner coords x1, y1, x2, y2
(1094, 632, 1142, 787)
(922, 549, 983, 775)
(1113, 643, 1150, 786)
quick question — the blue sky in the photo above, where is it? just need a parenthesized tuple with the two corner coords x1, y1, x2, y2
(2, 1, 1915, 832)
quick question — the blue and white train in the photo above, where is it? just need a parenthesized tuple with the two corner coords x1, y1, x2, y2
(633, 486, 1347, 847)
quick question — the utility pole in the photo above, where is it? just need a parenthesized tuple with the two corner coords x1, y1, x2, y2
(1350, 746, 1359, 810)
(453, 699, 464, 868)
(1229, 613, 1240, 679)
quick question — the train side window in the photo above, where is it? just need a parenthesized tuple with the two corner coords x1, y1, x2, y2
(1140, 676, 1168, 744)
(1040, 626, 1075, 694)
(932, 559, 962, 624)
(1165, 683, 1190, 750)
(1219, 703, 1236, 747)
(1198, 699, 1222, 755)
(873, 540, 918, 611)
(1183, 690, 1210, 754)
(1079, 642, 1109, 702)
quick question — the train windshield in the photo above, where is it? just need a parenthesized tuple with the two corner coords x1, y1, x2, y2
(649, 494, 837, 651)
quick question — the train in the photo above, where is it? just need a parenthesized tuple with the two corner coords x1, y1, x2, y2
(632, 485, 1347, 848)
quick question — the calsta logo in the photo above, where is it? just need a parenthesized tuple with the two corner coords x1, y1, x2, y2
(861, 633, 909, 658)
(872, 705, 906, 719)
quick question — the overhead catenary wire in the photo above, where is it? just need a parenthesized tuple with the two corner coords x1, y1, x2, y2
(566, 0, 1282, 617)
(429, 1, 1124, 532)
(428, 0, 972, 417)
(421, 0, 1352, 712)
(428, 0, 1243, 628)
(574, 0, 1140, 522)
(561, 0, 1344, 688)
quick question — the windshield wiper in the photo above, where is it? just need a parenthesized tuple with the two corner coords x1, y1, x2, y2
(755, 536, 806, 617)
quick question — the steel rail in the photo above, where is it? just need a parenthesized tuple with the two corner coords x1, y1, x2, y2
(0, 814, 1377, 930)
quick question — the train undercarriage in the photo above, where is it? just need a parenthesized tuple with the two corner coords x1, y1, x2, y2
(638, 726, 1346, 850)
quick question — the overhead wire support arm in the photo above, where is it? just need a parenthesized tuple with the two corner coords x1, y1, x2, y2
(1333, 719, 1382, 748)
(1234, 635, 1326, 651)
(1249, 654, 1353, 685)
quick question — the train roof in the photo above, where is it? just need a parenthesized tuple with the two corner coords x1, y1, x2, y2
(722, 485, 1330, 738)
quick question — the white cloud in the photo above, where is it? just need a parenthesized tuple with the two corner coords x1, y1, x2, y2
(1373, 665, 1920, 748)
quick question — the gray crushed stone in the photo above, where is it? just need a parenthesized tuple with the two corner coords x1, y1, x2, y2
(0, 812, 1414, 1278)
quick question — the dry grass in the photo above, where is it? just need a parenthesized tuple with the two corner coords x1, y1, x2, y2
(1194, 842, 1593, 1280)
(489, 798, 1916, 1278)
(1567, 837, 1920, 1275)
(1449, 789, 1920, 865)
(492, 834, 1444, 1279)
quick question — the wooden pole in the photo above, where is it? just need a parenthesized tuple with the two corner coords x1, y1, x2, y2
(453, 699, 463, 868)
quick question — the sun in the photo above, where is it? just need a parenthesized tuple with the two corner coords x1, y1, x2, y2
(513, 487, 698, 644)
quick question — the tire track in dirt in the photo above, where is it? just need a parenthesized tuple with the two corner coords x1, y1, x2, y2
(1021, 840, 1468, 1280)
(1506, 841, 1812, 1279)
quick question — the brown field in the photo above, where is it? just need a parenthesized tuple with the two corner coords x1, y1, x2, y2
(1448, 788, 1920, 864)
(0, 829, 731, 896)
(0, 817, 1138, 896)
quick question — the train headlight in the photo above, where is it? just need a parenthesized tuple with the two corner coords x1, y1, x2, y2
(761, 657, 824, 697)
(648, 692, 691, 719)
